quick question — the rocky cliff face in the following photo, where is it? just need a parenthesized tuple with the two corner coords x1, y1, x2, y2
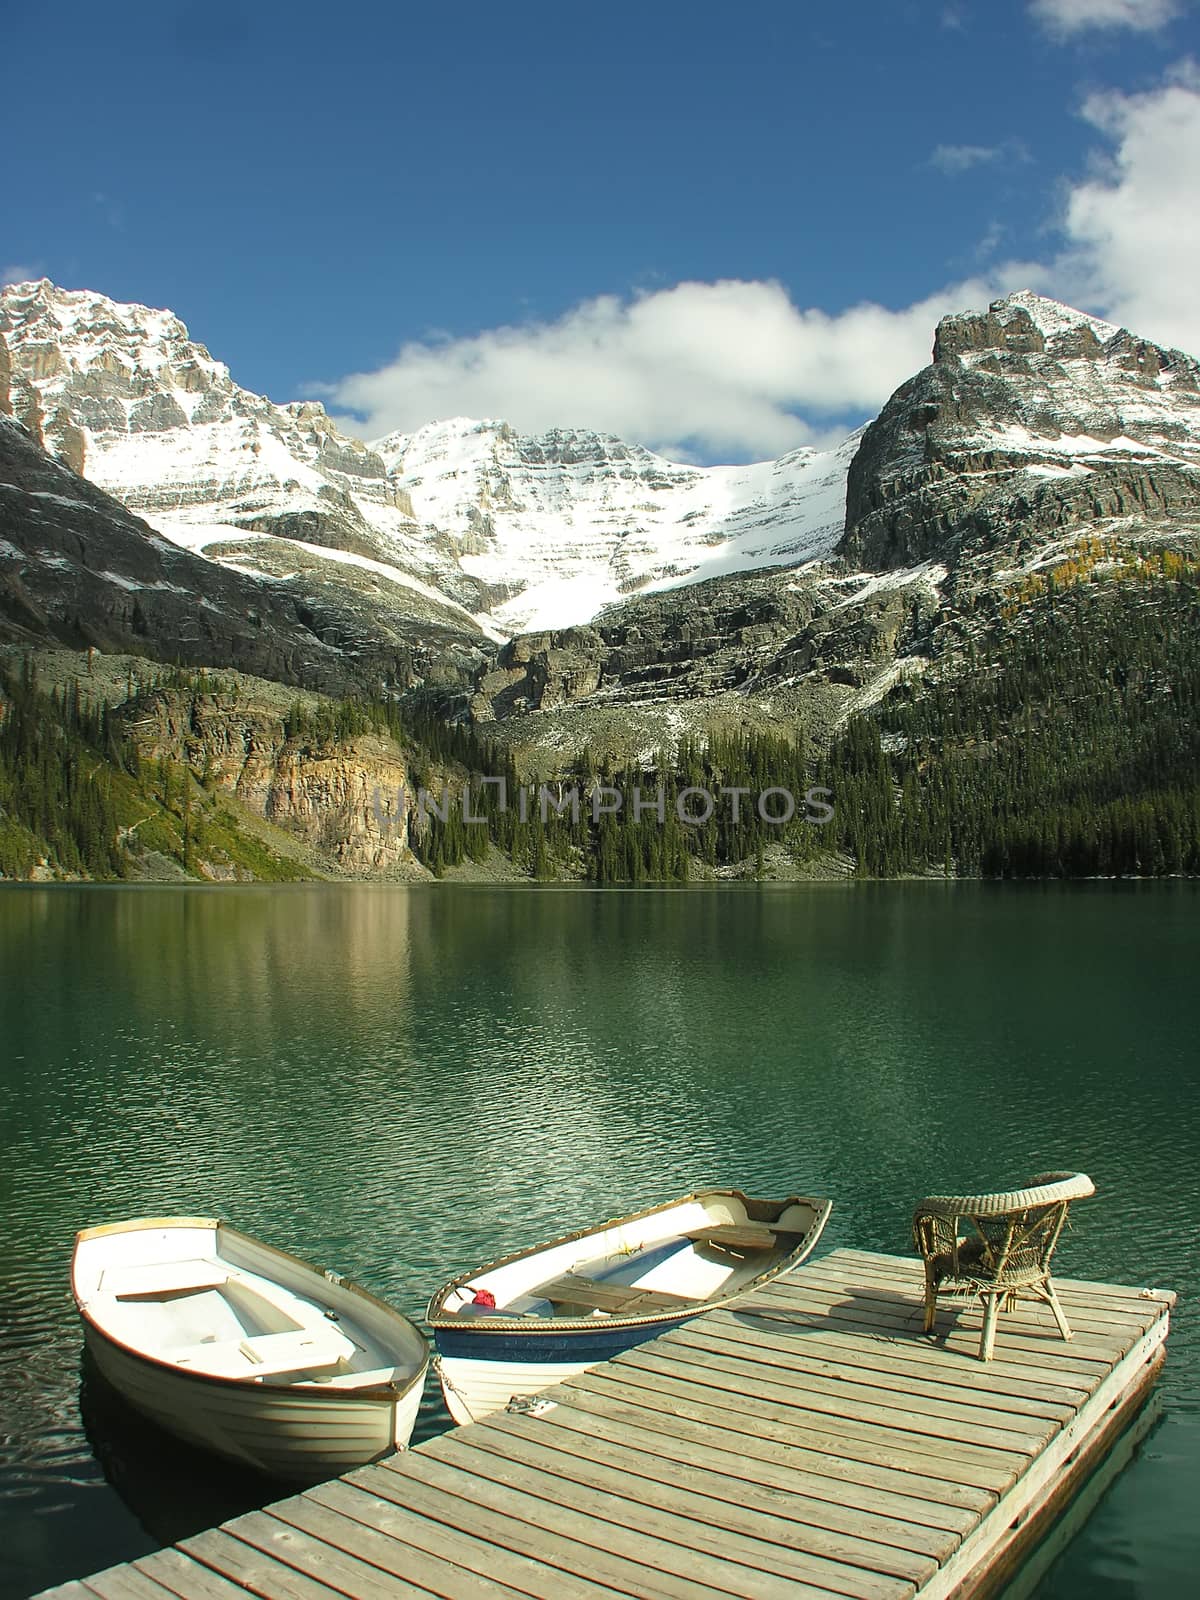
(0, 414, 488, 695)
(469, 559, 945, 759)
(116, 688, 429, 876)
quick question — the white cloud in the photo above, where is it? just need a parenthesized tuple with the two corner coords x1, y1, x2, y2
(1054, 62, 1200, 354)
(1, 266, 38, 288)
(326, 62, 1200, 463)
(931, 143, 1005, 173)
(330, 275, 1028, 461)
(1030, 0, 1182, 36)
(930, 140, 1030, 174)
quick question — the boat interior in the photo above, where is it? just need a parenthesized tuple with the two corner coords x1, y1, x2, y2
(75, 1222, 422, 1388)
(440, 1192, 828, 1322)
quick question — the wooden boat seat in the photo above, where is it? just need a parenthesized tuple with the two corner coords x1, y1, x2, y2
(103, 1259, 230, 1299)
(221, 1265, 339, 1333)
(685, 1222, 780, 1252)
(172, 1326, 355, 1379)
(538, 1273, 695, 1315)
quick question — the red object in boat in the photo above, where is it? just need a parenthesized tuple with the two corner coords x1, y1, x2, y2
(472, 1288, 496, 1308)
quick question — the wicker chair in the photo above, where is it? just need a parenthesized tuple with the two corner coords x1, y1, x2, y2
(912, 1172, 1095, 1361)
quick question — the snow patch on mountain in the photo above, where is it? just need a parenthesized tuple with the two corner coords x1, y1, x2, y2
(0, 278, 462, 595)
(375, 419, 853, 631)
(938, 292, 1200, 471)
(996, 290, 1119, 345)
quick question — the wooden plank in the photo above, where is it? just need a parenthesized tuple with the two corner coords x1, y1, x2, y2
(686, 1224, 777, 1252)
(974, 1385, 1162, 1600)
(371, 1453, 743, 1600)
(672, 1322, 1078, 1422)
(740, 1292, 1116, 1379)
(702, 1308, 1095, 1405)
(229, 1509, 430, 1599)
(178, 1528, 349, 1600)
(307, 1479, 615, 1600)
(424, 1433, 918, 1600)
(615, 1344, 1052, 1454)
(915, 1314, 1169, 1599)
(1031, 1277, 1175, 1308)
(539, 1393, 989, 1527)
(30, 1588, 96, 1600)
(630, 1338, 1060, 1443)
(351, 1461, 683, 1600)
(777, 1261, 1151, 1345)
(832, 1250, 1167, 1307)
(538, 1273, 693, 1314)
(474, 1408, 957, 1566)
(804, 1255, 1157, 1336)
(1029, 1288, 1170, 1319)
(747, 1280, 1122, 1369)
(268, 1495, 530, 1600)
(562, 1366, 1022, 1493)
(131, 1551, 252, 1600)
(80, 1570, 172, 1600)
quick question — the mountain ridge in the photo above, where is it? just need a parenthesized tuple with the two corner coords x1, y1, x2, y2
(0, 278, 859, 636)
(3, 282, 1199, 883)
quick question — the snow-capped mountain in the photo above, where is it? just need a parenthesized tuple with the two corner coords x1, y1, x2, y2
(0, 280, 853, 636)
(376, 419, 853, 633)
(844, 288, 1200, 570)
(4, 278, 1200, 664)
(466, 288, 1200, 733)
(938, 289, 1200, 469)
(0, 279, 499, 641)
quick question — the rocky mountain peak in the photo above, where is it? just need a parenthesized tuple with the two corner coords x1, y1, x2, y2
(843, 290, 1200, 570)
(0, 278, 475, 616)
(931, 291, 1123, 364)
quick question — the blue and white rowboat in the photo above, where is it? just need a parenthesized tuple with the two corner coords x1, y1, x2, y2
(427, 1187, 831, 1424)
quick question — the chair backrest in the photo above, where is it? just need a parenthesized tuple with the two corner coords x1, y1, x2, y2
(913, 1172, 1094, 1283)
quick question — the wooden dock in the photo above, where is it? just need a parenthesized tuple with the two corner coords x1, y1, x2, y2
(36, 1248, 1175, 1600)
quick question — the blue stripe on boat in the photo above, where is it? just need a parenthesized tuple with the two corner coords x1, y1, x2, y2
(433, 1311, 695, 1365)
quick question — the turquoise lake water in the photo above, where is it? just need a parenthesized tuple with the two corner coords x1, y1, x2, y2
(0, 883, 1196, 1597)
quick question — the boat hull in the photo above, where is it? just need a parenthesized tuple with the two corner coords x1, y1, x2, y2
(85, 1324, 421, 1481)
(434, 1314, 695, 1424)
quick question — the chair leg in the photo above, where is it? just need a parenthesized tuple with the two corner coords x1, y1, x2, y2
(922, 1262, 938, 1334)
(1043, 1279, 1073, 1341)
(979, 1292, 1001, 1361)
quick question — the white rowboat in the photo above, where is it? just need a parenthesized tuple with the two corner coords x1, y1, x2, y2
(428, 1187, 831, 1424)
(72, 1216, 428, 1482)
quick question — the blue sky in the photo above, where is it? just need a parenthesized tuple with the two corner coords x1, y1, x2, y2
(4, 0, 1199, 459)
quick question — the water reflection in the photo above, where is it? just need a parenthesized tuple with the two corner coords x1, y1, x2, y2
(77, 1353, 283, 1548)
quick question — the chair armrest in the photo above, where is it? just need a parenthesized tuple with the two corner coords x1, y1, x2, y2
(912, 1208, 960, 1256)
(915, 1173, 1094, 1219)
